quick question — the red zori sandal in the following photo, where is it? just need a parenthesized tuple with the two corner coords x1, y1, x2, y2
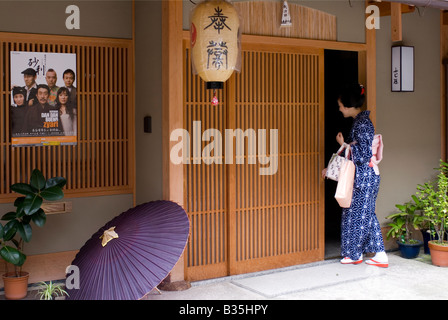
(340, 257, 363, 265)
(365, 259, 389, 268)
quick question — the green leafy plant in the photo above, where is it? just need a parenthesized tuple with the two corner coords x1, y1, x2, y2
(416, 160, 448, 246)
(35, 281, 69, 300)
(386, 195, 427, 244)
(0, 169, 66, 277)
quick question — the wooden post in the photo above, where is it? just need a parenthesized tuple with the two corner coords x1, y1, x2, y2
(391, 2, 403, 42)
(161, 0, 188, 287)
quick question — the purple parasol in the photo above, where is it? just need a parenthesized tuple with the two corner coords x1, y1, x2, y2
(66, 200, 190, 300)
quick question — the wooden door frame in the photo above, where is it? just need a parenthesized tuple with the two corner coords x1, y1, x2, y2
(162, 0, 185, 283)
(162, 0, 376, 282)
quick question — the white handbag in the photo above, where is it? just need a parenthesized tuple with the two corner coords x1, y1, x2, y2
(325, 143, 350, 181)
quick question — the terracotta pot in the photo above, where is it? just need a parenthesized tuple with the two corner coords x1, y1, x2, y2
(2, 271, 29, 300)
(428, 241, 448, 267)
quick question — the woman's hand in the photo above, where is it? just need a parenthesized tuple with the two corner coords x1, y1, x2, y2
(336, 132, 344, 146)
(321, 168, 327, 179)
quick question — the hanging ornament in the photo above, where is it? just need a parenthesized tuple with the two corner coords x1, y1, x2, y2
(190, 0, 241, 104)
(281, 0, 292, 27)
(211, 91, 219, 106)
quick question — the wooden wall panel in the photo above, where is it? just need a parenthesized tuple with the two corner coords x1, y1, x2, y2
(0, 33, 134, 202)
(234, 1, 336, 41)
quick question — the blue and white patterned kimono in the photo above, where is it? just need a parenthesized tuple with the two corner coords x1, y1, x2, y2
(341, 110, 385, 260)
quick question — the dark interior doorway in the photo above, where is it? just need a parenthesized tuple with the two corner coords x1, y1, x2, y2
(324, 49, 358, 259)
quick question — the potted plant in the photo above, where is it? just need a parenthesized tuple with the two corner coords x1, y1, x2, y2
(386, 195, 426, 259)
(416, 160, 448, 267)
(0, 169, 66, 299)
(35, 281, 69, 300)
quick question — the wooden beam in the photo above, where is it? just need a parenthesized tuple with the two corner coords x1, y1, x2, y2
(366, 1, 377, 126)
(443, 10, 448, 26)
(162, 0, 183, 209)
(182, 30, 367, 52)
(368, 1, 415, 16)
(391, 2, 403, 42)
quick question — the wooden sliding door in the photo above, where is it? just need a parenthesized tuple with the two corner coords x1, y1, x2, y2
(184, 39, 325, 281)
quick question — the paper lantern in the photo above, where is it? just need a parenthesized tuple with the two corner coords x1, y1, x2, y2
(190, 0, 241, 92)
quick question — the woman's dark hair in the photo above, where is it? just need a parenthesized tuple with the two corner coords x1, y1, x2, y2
(338, 83, 365, 108)
(56, 87, 75, 119)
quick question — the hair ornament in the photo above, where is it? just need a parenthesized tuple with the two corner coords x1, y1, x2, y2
(360, 84, 365, 95)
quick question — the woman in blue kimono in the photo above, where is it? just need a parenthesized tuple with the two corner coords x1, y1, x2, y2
(325, 84, 388, 268)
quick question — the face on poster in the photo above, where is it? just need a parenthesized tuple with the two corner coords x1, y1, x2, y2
(10, 51, 77, 146)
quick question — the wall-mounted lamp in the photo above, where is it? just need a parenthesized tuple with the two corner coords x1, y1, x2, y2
(391, 45, 414, 92)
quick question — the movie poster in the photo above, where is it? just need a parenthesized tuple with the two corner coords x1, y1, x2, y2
(10, 51, 77, 146)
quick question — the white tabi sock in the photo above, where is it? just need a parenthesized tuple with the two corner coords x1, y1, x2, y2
(373, 251, 388, 262)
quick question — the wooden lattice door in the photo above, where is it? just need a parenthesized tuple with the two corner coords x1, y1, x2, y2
(184, 40, 325, 281)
